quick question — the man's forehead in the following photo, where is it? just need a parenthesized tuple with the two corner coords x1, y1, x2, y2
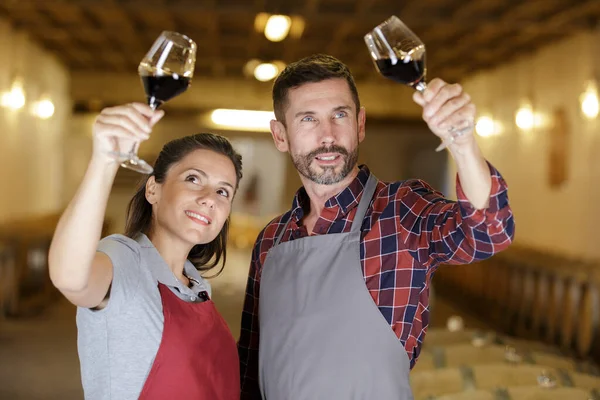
(287, 79, 354, 105)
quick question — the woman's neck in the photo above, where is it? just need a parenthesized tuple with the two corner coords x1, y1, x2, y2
(146, 229, 193, 283)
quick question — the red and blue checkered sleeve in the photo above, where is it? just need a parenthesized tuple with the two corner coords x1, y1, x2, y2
(238, 234, 264, 399)
(397, 162, 514, 269)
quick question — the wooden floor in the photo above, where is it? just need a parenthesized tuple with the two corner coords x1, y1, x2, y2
(0, 248, 499, 399)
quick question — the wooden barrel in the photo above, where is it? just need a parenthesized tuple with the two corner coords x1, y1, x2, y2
(471, 260, 488, 300)
(544, 272, 566, 346)
(411, 363, 600, 399)
(491, 261, 511, 304)
(559, 270, 587, 351)
(485, 259, 511, 322)
(481, 258, 497, 305)
(411, 367, 464, 399)
(575, 272, 600, 358)
(515, 268, 537, 336)
(424, 329, 495, 348)
(458, 264, 478, 298)
(0, 241, 17, 318)
(530, 270, 550, 337)
(431, 387, 600, 400)
(423, 329, 560, 354)
(504, 264, 525, 333)
(416, 343, 583, 372)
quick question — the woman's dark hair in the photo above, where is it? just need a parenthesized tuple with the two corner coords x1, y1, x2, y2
(125, 133, 243, 277)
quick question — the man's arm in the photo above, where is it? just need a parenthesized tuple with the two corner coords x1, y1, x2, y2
(413, 78, 492, 210)
(396, 163, 514, 269)
(399, 77, 514, 268)
(238, 238, 263, 399)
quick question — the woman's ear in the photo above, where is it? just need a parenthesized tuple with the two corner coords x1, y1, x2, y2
(145, 176, 159, 205)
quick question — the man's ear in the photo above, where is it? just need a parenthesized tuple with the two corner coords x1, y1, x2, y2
(358, 106, 366, 143)
(270, 119, 289, 153)
(145, 176, 159, 205)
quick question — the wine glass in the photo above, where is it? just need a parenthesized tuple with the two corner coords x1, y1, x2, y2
(111, 31, 197, 174)
(364, 16, 470, 152)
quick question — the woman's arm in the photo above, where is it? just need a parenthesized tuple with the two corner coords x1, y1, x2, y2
(48, 103, 162, 308)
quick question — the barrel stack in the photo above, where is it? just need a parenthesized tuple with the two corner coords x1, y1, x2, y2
(416, 245, 600, 399)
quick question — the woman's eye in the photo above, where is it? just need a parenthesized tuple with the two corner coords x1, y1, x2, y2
(185, 175, 199, 184)
(217, 189, 230, 198)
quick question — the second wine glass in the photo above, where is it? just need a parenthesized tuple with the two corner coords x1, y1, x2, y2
(365, 16, 469, 152)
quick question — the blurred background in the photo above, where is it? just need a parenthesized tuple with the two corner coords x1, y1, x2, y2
(1, 0, 600, 399)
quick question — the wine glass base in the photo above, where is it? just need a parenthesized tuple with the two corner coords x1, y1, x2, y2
(435, 141, 451, 152)
(435, 123, 473, 152)
(120, 157, 154, 174)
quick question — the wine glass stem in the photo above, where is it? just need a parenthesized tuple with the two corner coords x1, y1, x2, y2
(412, 81, 456, 152)
(148, 97, 160, 110)
(414, 81, 427, 93)
(129, 142, 141, 157)
(128, 102, 158, 157)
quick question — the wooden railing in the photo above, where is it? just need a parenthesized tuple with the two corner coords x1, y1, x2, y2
(433, 245, 600, 364)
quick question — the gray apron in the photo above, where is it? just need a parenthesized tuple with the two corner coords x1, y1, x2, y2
(259, 174, 413, 400)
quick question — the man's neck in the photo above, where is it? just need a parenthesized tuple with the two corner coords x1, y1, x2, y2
(299, 167, 359, 233)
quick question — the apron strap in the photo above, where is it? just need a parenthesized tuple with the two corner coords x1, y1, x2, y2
(274, 173, 379, 245)
(350, 173, 378, 233)
(274, 213, 293, 246)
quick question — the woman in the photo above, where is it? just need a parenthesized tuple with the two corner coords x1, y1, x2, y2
(48, 103, 243, 399)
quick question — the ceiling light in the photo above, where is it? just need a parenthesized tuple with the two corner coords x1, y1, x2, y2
(32, 97, 55, 119)
(580, 82, 599, 120)
(264, 15, 291, 42)
(210, 109, 275, 132)
(475, 115, 495, 137)
(1, 80, 26, 110)
(515, 105, 535, 130)
(244, 59, 262, 78)
(254, 63, 279, 82)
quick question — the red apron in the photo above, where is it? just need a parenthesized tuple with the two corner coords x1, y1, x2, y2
(139, 283, 240, 399)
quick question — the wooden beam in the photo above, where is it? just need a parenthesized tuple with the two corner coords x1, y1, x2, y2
(70, 71, 423, 118)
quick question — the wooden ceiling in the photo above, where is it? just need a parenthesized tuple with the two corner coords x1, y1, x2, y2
(1, 0, 599, 85)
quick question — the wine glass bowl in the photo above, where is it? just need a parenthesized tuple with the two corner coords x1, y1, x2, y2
(111, 31, 197, 174)
(138, 31, 196, 110)
(364, 16, 427, 92)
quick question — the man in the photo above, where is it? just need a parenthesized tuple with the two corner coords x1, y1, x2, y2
(238, 54, 514, 399)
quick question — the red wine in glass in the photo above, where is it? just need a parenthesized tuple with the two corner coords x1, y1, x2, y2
(374, 52, 426, 88)
(139, 67, 191, 109)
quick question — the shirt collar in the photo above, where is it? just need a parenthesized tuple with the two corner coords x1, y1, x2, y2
(134, 233, 206, 292)
(290, 165, 372, 221)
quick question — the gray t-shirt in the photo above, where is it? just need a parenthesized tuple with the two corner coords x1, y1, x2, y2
(76, 233, 212, 400)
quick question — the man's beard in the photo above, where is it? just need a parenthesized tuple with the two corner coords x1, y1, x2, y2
(291, 144, 358, 185)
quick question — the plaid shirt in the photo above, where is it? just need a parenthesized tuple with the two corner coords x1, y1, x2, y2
(238, 164, 514, 398)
